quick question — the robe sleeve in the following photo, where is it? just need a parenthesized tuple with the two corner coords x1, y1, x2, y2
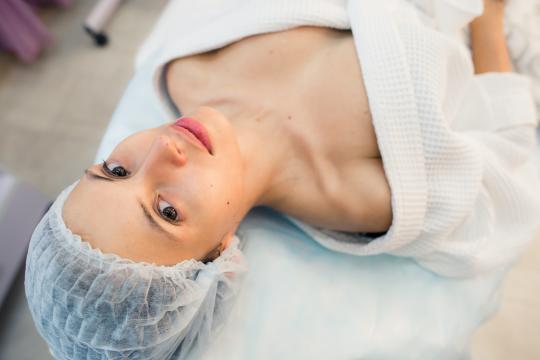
(414, 72, 540, 277)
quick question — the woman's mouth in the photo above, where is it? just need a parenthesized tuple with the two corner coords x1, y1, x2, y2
(170, 117, 213, 155)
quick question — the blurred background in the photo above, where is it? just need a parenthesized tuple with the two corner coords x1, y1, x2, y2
(0, 1, 539, 359)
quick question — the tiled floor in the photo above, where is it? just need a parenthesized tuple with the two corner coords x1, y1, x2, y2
(0, 1, 539, 359)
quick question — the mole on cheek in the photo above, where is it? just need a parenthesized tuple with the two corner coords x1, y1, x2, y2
(226, 201, 230, 205)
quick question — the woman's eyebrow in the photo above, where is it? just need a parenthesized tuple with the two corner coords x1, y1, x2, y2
(139, 201, 178, 242)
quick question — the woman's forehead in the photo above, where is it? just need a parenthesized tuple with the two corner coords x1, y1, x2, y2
(63, 176, 185, 262)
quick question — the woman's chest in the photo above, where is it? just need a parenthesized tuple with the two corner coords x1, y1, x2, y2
(166, 26, 381, 161)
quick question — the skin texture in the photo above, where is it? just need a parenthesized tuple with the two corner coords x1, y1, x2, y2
(64, 26, 394, 265)
(62, 6, 510, 266)
(164, 27, 393, 233)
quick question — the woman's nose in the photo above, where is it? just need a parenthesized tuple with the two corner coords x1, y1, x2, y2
(142, 135, 188, 172)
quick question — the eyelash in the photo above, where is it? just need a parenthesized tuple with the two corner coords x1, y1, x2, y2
(100, 160, 181, 224)
(102, 160, 130, 177)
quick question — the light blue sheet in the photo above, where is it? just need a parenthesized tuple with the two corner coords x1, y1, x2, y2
(95, 54, 509, 360)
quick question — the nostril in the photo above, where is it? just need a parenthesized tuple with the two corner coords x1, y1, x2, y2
(158, 135, 186, 163)
(171, 142, 188, 164)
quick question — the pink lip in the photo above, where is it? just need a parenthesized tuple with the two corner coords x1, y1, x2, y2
(170, 117, 213, 155)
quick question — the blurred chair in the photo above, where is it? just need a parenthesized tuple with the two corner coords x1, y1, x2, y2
(0, 170, 50, 308)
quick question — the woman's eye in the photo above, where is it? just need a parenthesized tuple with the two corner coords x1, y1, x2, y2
(103, 161, 129, 177)
(158, 199, 179, 222)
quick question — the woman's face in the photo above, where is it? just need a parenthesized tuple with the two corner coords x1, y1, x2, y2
(63, 107, 247, 265)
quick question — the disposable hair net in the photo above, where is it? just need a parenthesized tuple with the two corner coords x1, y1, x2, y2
(24, 181, 248, 360)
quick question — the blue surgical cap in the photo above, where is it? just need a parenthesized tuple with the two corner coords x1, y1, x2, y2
(25, 181, 248, 360)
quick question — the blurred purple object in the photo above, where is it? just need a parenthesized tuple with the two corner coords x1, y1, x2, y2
(0, 0, 73, 63)
(24, 0, 72, 8)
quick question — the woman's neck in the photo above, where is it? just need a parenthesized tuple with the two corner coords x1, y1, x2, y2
(165, 55, 318, 220)
(204, 93, 308, 214)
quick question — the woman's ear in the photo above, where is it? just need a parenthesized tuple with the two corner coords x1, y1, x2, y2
(220, 218, 242, 251)
(202, 230, 236, 263)
(220, 231, 235, 251)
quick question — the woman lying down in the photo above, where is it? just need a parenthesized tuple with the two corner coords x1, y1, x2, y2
(25, 0, 540, 359)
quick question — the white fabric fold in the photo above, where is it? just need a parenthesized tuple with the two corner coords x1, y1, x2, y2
(288, 0, 540, 277)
